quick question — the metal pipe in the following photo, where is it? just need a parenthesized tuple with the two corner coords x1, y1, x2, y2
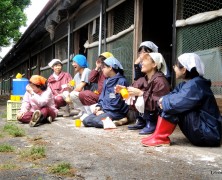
(103, 0, 107, 51)
(67, 22, 71, 73)
(98, 0, 103, 55)
(172, 0, 177, 88)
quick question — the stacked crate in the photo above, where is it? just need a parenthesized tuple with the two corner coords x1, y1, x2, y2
(7, 100, 22, 121)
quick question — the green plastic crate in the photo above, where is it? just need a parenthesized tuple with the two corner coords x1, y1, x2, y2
(7, 100, 22, 121)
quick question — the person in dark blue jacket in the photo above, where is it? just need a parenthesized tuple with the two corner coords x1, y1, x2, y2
(142, 53, 221, 147)
(83, 57, 129, 128)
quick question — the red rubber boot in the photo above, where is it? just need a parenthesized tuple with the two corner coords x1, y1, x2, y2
(141, 116, 176, 147)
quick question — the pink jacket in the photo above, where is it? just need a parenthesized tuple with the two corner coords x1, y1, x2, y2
(48, 72, 73, 96)
(20, 87, 58, 115)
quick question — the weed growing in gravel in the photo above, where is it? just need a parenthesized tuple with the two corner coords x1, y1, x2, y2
(20, 146, 46, 161)
(0, 143, 15, 152)
(0, 163, 17, 170)
(0, 133, 3, 138)
(48, 162, 77, 177)
(3, 123, 25, 137)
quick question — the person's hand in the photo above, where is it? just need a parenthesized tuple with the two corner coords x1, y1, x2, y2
(134, 56, 141, 64)
(96, 110, 104, 116)
(127, 86, 143, 97)
(95, 60, 102, 71)
(67, 84, 74, 91)
(139, 52, 149, 61)
(114, 85, 126, 94)
(135, 52, 149, 64)
(16, 111, 24, 120)
(93, 106, 101, 114)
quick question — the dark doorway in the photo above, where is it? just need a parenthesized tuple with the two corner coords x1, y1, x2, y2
(142, 0, 173, 82)
(79, 25, 88, 57)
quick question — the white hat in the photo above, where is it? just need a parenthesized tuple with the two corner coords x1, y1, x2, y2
(139, 41, 158, 52)
(149, 53, 167, 75)
(178, 53, 204, 76)
(48, 59, 62, 68)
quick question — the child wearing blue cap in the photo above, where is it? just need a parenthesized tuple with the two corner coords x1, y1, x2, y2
(83, 57, 129, 128)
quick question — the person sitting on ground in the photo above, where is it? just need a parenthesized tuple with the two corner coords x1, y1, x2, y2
(63, 54, 91, 118)
(72, 52, 114, 120)
(127, 41, 170, 126)
(115, 52, 171, 135)
(141, 53, 222, 147)
(17, 75, 58, 127)
(83, 57, 129, 128)
(78, 52, 113, 107)
(47, 59, 73, 117)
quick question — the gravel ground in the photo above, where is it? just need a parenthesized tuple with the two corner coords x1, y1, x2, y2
(0, 95, 222, 180)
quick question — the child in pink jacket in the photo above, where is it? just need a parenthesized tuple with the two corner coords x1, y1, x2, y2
(17, 75, 58, 127)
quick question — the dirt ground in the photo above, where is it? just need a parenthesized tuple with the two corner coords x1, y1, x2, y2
(0, 95, 222, 180)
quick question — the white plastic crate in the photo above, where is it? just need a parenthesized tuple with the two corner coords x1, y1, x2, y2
(7, 100, 22, 121)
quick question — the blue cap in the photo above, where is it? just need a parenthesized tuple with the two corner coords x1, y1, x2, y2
(104, 57, 123, 69)
(72, 54, 88, 68)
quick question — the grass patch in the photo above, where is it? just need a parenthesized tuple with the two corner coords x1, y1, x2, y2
(0, 133, 4, 138)
(20, 146, 46, 161)
(48, 162, 77, 177)
(0, 143, 15, 152)
(0, 163, 17, 170)
(3, 123, 25, 137)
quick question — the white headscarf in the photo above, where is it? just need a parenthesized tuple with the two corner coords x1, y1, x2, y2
(48, 59, 62, 68)
(178, 53, 205, 76)
(139, 41, 158, 52)
(149, 53, 167, 75)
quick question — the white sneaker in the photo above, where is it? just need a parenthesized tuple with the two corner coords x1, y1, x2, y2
(80, 113, 89, 121)
(29, 110, 41, 127)
(73, 111, 83, 120)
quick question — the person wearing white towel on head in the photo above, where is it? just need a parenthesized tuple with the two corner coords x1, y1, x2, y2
(115, 52, 171, 135)
(134, 41, 171, 83)
(142, 53, 221, 147)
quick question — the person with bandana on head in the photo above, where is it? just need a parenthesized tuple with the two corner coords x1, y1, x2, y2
(16, 75, 58, 127)
(115, 53, 171, 135)
(82, 57, 129, 128)
(72, 52, 117, 120)
(134, 41, 171, 82)
(78, 52, 113, 106)
(142, 53, 222, 147)
(47, 59, 73, 117)
(63, 54, 91, 118)
(134, 41, 159, 80)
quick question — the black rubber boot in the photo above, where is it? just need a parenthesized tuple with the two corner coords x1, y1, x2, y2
(128, 118, 145, 130)
(139, 119, 157, 135)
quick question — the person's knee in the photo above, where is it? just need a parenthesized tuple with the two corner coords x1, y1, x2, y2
(82, 118, 91, 127)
